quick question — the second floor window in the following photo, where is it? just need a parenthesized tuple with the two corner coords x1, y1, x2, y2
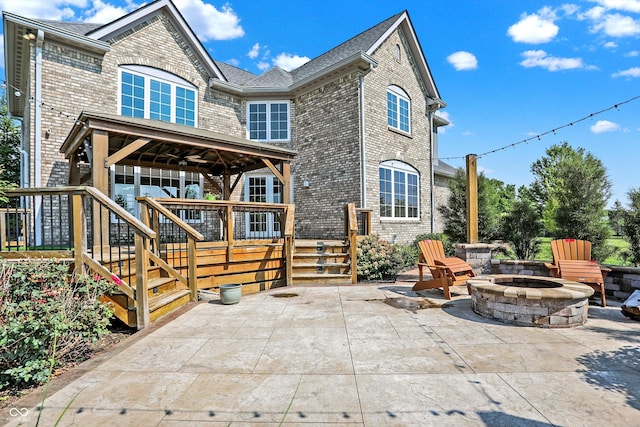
(119, 66, 197, 127)
(387, 86, 410, 134)
(247, 101, 289, 141)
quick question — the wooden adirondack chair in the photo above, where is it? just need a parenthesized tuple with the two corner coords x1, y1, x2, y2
(544, 238, 610, 307)
(412, 239, 475, 299)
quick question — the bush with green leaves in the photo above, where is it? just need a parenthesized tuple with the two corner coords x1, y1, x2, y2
(622, 188, 640, 266)
(501, 197, 545, 260)
(356, 234, 403, 281)
(0, 261, 114, 389)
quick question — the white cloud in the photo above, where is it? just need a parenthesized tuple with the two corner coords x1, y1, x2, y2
(83, 0, 137, 23)
(0, 0, 86, 20)
(612, 67, 640, 77)
(247, 43, 260, 59)
(625, 50, 640, 56)
(273, 53, 309, 71)
(507, 8, 559, 44)
(462, 131, 474, 136)
(446, 51, 478, 71)
(173, 0, 244, 41)
(226, 58, 239, 67)
(519, 50, 586, 71)
(591, 13, 640, 36)
(593, 0, 640, 13)
(590, 120, 620, 133)
(603, 41, 618, 48)
(257, 61, 270, 71)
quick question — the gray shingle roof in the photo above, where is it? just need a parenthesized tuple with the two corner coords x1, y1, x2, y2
(36, 19, 102, 35)
(33, 9, 406, 90)
(290, 12, 403, 83)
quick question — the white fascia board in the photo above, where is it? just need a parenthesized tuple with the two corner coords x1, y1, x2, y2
(3, 12, 110, 53)
(88, 0, 225, 81)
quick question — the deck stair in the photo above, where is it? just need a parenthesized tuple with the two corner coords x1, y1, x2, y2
(292, 239, 354, 285)
(102, 263, 190, 327)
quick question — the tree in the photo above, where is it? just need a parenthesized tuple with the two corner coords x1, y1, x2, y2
(439, 168, 514, 243)
(608, 200, 625, 236)
(530, 142, 612, 260)
(501, 190, 544, 260)
(622, 189, 640, 266)
(0, 94, 20, 204)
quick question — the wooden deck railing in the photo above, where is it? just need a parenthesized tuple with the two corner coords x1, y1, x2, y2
(1, 186, 157, 328)
(137, 198, 295, 288)
(1, 188, 296, 327)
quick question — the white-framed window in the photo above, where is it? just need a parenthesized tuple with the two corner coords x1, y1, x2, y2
(379, 161, 419, 219)
(244, 175, 282, 238)
(387, 85, 410, 134)
(111, 165, 203, 221)
(119, 65, 197, 127)
(247, 101, 290, 141)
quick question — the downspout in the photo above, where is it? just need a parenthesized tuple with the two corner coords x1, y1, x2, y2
(34, 29, 44, 245)
(358, 74, 367, 208)
(428, 109, 435, 233)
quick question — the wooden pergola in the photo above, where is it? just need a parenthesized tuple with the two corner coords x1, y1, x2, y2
(60, 112, 297, 246)
(60, 111, 297, 203)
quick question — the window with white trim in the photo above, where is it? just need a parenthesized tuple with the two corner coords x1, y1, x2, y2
(119, 65, 197, 127)
(387, 86, 410, 134)
(379, 161, 419, 219)
(247, 101, 290, 141)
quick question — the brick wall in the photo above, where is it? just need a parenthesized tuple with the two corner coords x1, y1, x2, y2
(362, 28, 433, 244)
(31, 11, 243, 190)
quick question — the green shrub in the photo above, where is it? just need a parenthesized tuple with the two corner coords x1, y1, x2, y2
(0, 261, 114, 389)
(413, 233, 454, 256)
(356, 234, 403, 281)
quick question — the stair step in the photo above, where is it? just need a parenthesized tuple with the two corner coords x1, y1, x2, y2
(149, 289, 191, 313)
(292, 273, 353, 285)
(293, 262, 349, 268)
(147, 276, 177, 291)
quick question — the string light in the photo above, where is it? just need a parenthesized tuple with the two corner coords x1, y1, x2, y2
(439, 94, 640, 161)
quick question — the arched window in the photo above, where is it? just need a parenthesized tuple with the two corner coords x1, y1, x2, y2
(386, 85, 410, 134)
(379, 160, 419, 219)
(118, 65, 197, 127)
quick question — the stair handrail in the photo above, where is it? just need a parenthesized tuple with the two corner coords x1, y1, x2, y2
(137, 196, 206, 302)
(284, 204, 295, 285)
(4, 186, 157, 328)
(345, 203, 358, 284)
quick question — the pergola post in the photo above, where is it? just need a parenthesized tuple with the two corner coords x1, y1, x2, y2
(92, 130, 110, 249)
(466, 154, 478, 244)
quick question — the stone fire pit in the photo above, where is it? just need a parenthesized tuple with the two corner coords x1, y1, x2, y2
(468, 274, 594, 328)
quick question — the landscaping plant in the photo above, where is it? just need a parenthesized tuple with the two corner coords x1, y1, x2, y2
(356, 234, 404, 281)
(0, 261, 114, 389)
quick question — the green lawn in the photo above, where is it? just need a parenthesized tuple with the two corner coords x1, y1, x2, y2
(535, 237, 629, 265)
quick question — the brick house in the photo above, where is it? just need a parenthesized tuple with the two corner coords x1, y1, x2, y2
(3, 0, 452, 245)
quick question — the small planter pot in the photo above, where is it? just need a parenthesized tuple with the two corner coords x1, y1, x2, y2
(220, 284, 242, 305)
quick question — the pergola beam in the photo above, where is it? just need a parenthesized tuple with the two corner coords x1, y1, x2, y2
(104, 137, 151, 167)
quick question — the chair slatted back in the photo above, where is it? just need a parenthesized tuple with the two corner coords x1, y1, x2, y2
(551, 239, 592, 263)
(418, 239, 446, 266)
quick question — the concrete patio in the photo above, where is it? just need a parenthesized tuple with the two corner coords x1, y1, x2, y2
(2, 280, 639, 426)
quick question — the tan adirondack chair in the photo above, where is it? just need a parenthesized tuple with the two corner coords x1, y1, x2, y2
(544, 238, 609, 307)
(412, 239, 475, 299)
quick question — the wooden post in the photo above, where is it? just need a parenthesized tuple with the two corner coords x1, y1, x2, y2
(135, 233, 150, 329)
(223, 172, 231, 201)
(72, 194, 85, 275)
(188, 236, 197, 301)
(282, 161, 291, 204)
(284, 205, 295, 286)
(225, 204, 234, 262)
(466, 154, 478, 244)
(91, 130, 110, 250)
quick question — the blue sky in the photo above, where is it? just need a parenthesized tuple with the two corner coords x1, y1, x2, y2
(1, 0, 639, 206)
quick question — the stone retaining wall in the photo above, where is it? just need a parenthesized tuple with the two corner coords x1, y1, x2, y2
(485, 259, 640, 301)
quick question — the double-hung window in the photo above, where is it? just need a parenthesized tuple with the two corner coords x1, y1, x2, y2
(379, 161, 419, 219)
(387, 86, 411, 134)
(247, 101, 290, 141)
(119, 65, 197, 127)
